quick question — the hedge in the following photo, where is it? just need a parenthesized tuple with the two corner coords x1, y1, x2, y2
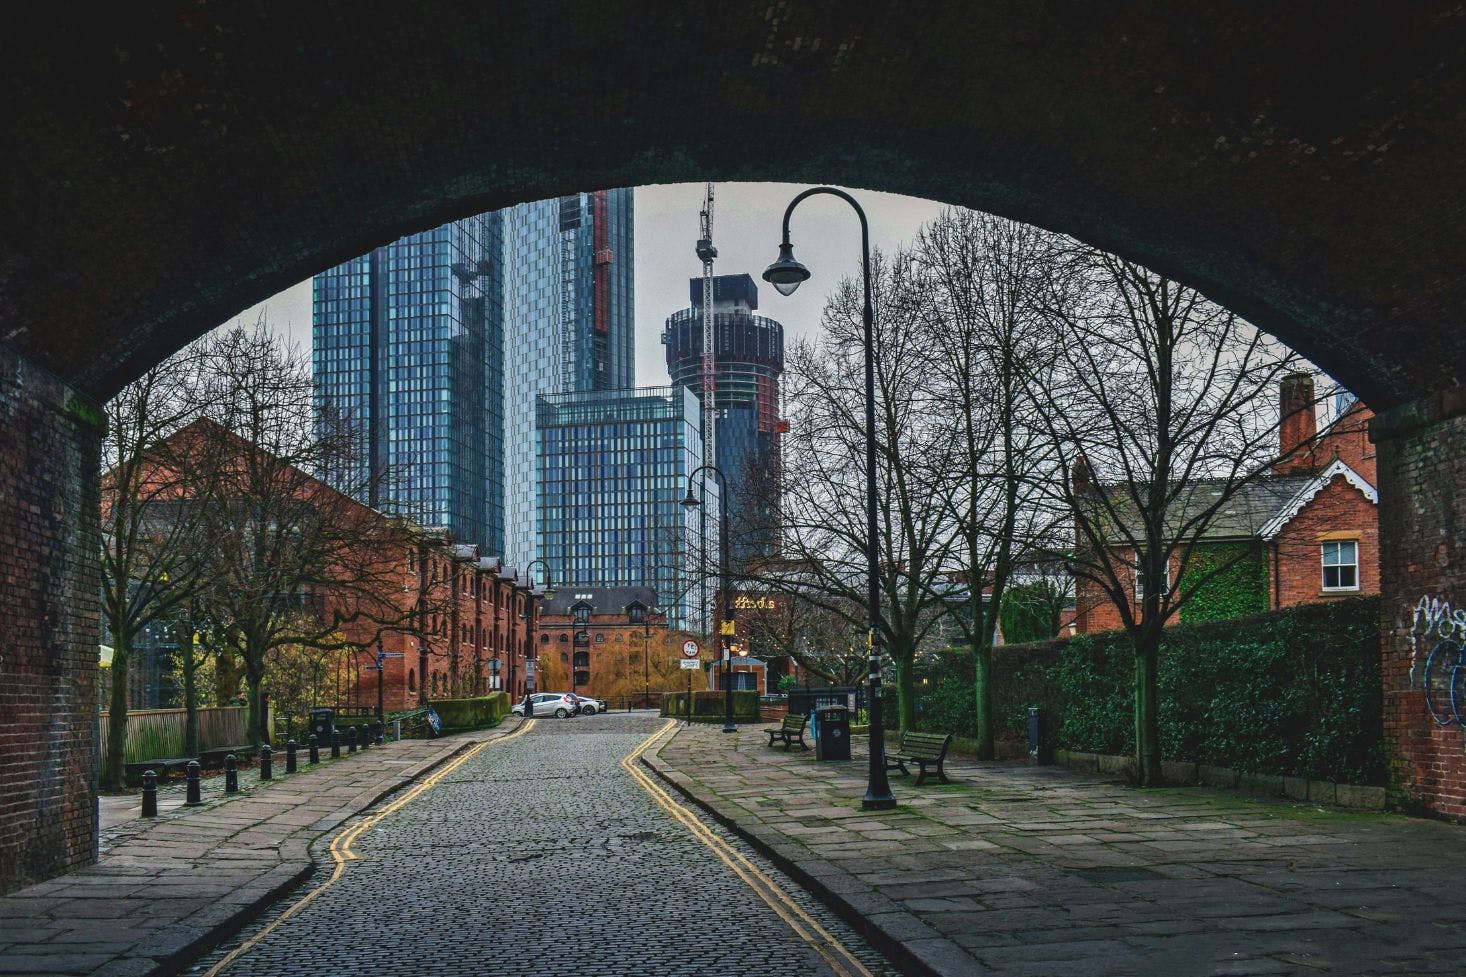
(661, 690, 761, 723)
(429, 693, 511, 732)
(904, 597, 1384, 785)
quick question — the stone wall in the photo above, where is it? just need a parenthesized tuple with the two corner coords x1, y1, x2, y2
(1373, 389, 1466, 818)
(0, 343, 102, 894)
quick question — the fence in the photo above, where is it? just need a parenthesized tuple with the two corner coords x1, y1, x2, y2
(98, 706, 249, 765)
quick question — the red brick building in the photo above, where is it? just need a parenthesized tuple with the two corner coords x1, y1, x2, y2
(536, 587, 708, 702)
(1075, 379, 1379, 633)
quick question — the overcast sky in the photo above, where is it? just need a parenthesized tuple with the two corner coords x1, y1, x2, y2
(219, 182, 948, 386)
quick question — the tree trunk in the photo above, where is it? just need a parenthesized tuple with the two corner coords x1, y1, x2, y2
(894, 656, 917, 733)
(245, 657, 266, 748)
(182, 646, 200, 758)
(102, 631, 131, 791)
(972, 634, 995, 760)
(1133, 635, 1163, 785)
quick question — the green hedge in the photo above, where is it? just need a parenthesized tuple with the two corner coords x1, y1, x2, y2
(661, 690, 760, 723)
(905, 597, 1384, 785)
(429, 693, 510, 732)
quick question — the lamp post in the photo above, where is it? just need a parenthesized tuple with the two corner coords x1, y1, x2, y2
(764, 186, 896, 810)
(682, 463, 734, 733)
(523, 559, 556, 718)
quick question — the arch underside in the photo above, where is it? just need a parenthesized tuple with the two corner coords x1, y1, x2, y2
(2, 2, 1463, 406)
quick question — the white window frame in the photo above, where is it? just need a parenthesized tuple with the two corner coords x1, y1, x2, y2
(1320, 539, 1360, 592)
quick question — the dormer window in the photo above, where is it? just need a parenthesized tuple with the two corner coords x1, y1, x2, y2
(627, 603, 646, 625)
(573, 603, 591, 626)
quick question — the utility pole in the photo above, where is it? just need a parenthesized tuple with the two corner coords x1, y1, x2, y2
(696, 184, 718, 635)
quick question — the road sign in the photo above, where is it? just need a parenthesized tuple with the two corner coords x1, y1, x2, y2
(679, 659, 700, 670)
(681, 639, 700, 659)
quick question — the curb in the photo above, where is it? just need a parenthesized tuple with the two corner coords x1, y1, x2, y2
(146, 729, 497, 977)
(640, 730, 988, 977)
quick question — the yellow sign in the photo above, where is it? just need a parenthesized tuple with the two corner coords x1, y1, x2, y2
(719, 620, 736, 636)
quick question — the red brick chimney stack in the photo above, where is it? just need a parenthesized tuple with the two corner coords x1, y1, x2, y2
(1274, 372, 1317, 475)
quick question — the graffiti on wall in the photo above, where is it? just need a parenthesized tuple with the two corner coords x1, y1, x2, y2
(1411, 595, 1466, 725)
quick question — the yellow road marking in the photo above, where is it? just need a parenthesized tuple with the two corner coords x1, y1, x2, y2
(201, 719, 536, 977)
(622, 721, 876, 977)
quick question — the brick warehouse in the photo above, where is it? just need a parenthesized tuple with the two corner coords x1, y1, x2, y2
(1075, 377, 1380, 634)
(5, 4, 1466, 894)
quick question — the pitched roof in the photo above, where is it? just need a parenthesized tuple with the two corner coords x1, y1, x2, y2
(540, 586, 657, 616)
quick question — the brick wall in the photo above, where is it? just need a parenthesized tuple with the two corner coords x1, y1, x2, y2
(1273, 476, 1380, 607)
(0, 344, 102, 895)
(1373, 391, 1466, 818)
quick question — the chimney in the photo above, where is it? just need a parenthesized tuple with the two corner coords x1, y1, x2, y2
(1071, 456, 1093, 496)
(1275, 372, 1317, 474)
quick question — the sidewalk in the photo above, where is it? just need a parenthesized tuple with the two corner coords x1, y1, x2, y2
(0, 720, 522, 977)
(644, 724, 1466, 977)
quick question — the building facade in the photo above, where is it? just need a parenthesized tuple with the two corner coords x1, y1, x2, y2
(536, 385, 709, 630)
(664, 273, 784, 568)
(312, 213, 505, 554)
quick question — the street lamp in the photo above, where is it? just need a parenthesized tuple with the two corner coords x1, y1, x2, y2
(523, 559, 557, 718)
(682, 463, 734, 733)
(764, 186, 897, 811)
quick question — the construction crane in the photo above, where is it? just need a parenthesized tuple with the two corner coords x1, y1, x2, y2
(696, 183, 718, 634)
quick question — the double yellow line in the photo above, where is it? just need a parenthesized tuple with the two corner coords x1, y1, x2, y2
(622, 721, 875, 977)
(201, 719, 536, 977)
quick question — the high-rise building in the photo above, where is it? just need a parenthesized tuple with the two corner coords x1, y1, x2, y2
(311, 188, 634, 560)
(312, 213, 504, 553)
(503, 189, 635, 569)
(536, 386, 711, 630)
(663, 273, 785, 567)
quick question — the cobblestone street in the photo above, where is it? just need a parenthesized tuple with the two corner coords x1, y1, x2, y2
(192, 715, 896, 977)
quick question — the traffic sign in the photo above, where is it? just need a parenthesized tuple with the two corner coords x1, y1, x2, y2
(679, 659, 700, 670)
(681, 639, 701, 659)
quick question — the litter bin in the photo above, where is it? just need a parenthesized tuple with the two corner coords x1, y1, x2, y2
(308, 708, 336, 744)
(815, 705, 852, 761)
(1027, 707, 1052, 765)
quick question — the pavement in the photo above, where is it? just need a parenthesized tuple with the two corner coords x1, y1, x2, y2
(0, 726, 509, 977)
(644, 724, 1466, 977)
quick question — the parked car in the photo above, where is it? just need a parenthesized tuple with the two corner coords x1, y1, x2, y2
(511, 692, 579, 718)
(574, 695, 605, 716)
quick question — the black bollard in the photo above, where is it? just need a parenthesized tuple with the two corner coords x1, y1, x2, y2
(224, 754, 239, 794)
(184, 760, 203, 806)
(346, 726, 358, 754)
(285, 738, 298, 774)
(330, 730, 341, 759)
(308, 734, 320, 764)
(259, 744, 273, 781)
(373, 721, 384, 746)
(141, 770, 158, 817)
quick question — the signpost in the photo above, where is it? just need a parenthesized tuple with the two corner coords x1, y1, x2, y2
(363, 645, 406, 724)
(681, 639, 700, 725)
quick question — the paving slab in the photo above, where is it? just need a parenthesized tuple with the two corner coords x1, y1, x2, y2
(0, 722, 521, 977)
(644, 723, 1466, 977)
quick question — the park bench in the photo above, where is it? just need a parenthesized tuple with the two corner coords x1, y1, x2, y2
(764, 714, 810, 751)
(885, 730, 954, 786)
(123, 757, 193, 785)
(199, 745, 253, 767)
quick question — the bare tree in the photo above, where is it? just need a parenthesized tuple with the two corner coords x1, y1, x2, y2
(1026, 250, 1318, 785)
(913, 209, 1067, 758)
(760, 249, 957, 732)
(99, 349, 211, 789)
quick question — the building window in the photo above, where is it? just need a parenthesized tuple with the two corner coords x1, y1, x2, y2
(1135, 556, 1170, 603)
(594, 633, 605, 643)
(540, 633, 550, 644)
(1321, 540, 1359, 591)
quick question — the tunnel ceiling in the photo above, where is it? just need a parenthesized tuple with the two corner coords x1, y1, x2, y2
(2, 2, 1464, 406)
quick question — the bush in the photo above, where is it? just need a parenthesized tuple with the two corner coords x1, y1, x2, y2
(661, 690, 760, 723)
(429, 693, 510, 732)
(910, 597, 1385, 785)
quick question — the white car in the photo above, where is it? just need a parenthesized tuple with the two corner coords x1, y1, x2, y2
(511, 692, 578, 718)
(574, 695, 605, 716)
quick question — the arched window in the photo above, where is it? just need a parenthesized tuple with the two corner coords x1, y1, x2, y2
(540, 633, 550, 644)
(560, 652, 569, 663)
(559, 633, 569, 643)
(408, 670, 416, 692)
(594, 633, 605, 643)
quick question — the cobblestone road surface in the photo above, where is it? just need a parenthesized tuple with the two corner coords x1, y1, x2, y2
(191, 714, 897, 977)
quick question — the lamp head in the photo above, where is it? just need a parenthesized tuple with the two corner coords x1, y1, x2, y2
(681, 486, 702, 510)
(762, 242, 809, 297)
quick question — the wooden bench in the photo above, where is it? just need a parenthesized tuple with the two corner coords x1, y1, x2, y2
(123, 757, 193, 785)
(764, 714, 809, 751)
(885, 731, 954, 786)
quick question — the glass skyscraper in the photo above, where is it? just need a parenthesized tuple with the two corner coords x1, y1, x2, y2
(664, 273, 785, 568)
(311, 188, 633, 561)
(312, 212, 504, 552)
(536, 386, 710, 630)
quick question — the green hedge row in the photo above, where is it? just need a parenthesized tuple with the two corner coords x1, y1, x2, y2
(904, 597, 1385, 785)
(661, 690, 761, 723)
(429, 693, 511, 732)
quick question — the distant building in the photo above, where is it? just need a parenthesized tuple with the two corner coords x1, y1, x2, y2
(312, 213, 505, 554)
(536, 386, 710, 630)
(1073, 375, 1378, 634)
(664, 273, 785, 567)
(536, 586, 665, 697)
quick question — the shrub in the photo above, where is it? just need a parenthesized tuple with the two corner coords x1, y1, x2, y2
(661, 690, 760, 723)
(429, 693, 510, 731)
